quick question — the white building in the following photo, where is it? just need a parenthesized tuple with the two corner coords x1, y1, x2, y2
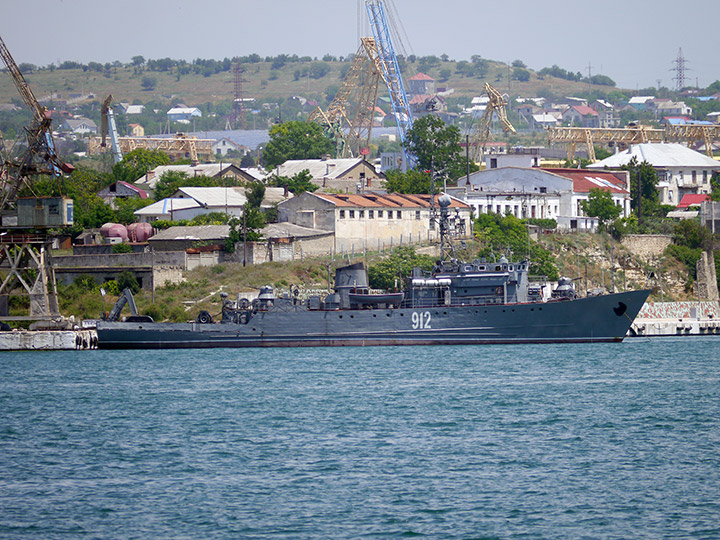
(134, 186, 290, 223)
(457, 167, 631, 231)
(278, 191, 472, 251)
(588, 143, 719, 206)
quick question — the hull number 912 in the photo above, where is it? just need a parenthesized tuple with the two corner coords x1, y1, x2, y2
(412, 311, 431, 329)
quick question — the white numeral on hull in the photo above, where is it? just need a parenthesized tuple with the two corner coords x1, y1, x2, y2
(412, 311, 431, 329)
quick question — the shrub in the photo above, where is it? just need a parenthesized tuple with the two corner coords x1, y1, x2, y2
(117, 271, 140, 294)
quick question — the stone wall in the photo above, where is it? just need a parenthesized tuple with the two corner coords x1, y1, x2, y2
(621, 234, 672, 260)
(695, 251, 719, 301)
(636, 301, 720, 320)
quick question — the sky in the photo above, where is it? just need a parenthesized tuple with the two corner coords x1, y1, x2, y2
(2, 0, 719, 91)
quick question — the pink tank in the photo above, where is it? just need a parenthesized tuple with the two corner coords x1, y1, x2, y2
(127, 222, 153, 242)
(100, 223, 128, 241)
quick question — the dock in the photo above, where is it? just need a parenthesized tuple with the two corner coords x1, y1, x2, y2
(630, 301, 720, 337)
(0, 328, 97, 350)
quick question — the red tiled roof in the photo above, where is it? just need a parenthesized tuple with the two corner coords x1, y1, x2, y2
(118, 181, 148, 199)
(570, 105, 598, 116)
(677, 194, 709, 208)
(314, 192, 469, 209)
(542, 168, 628, 194)
(409, 72, 434, 81)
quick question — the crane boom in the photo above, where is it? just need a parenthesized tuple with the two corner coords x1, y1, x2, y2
(469, 82, 516, 164)
(365, 0, 415, 166)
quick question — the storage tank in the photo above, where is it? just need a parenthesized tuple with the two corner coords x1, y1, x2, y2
(127, 222, 153, 242)
(100, 223, 128, 242)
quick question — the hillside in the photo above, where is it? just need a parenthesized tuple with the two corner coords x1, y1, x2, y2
(0, 57, 622, 113)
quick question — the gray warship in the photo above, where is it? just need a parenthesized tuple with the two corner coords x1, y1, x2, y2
(95, 194, 650, 349)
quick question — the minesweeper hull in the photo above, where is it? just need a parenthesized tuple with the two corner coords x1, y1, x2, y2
(96, 290, 650, 349)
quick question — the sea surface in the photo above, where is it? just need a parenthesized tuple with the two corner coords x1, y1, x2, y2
(1, 337, 719, 539)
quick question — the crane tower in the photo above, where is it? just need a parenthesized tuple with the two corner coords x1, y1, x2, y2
(365, 0, 415, 166)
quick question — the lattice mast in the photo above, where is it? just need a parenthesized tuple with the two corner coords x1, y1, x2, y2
(671, 48, 687, 91)
(365, 0, 415, 166)
(233, 62, 247, 129)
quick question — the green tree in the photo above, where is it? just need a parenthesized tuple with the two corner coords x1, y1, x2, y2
(405, 115, 478, 181)
(225, 206, 266, 251)
(246, 181, 266, 209)
(261, 121, 335, 169)
(512, 68, 530, 82)
(473, 213, 559, 280)
(384, 169, 432, 194)
(710, 172, 720, 201)
(152, 171, 238, 201)
(117, 270, 140, 294)
(269, 169, 318, 195)
(112, 148, 171, 184)
(580, 188, 622, 230)
(367, 246, 434, 290)
(621, 157, 660, 217)
(114, 197, 154, 224)
(141, 76, 157, 91)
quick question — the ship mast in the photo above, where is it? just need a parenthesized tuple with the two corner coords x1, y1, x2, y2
(429, 168, 456, 263)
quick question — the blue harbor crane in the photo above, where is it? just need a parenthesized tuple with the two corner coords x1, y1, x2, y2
(365, 0, 416, 167)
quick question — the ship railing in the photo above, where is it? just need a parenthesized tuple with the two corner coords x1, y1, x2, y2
(404, 293, 518, 309)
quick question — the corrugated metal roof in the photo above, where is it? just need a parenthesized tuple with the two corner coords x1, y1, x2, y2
(542, 168, 629, 194)
(135, 198, 199, 216)
(274, 158, 366, 179)
(150, 225, 229, 241)
(588, 143, 720, 168)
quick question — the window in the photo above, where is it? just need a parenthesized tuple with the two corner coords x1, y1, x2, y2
(415, 210, 421, 220)
(692, 170, 697, 182)
(359, 210, 365, 218)
(369, 210, 374, 219)
(339, 210, 345, 219)
(387, 211, 392, 219)
(349, 210, 355, 218)
(378, 210, 383, 218)
(396, 210, 402, 219)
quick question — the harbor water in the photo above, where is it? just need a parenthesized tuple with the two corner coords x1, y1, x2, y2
(1, 337, 719, 539)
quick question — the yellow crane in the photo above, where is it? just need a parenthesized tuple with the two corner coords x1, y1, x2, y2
(469, 82, 516, 165)
(308, 37, 384, 158)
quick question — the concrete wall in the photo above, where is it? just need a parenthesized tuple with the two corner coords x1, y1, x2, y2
(636, 301, 720, 320)
(621, 234, 672, 260)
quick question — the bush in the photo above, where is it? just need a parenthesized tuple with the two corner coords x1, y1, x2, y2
(111, 243, 133, 254)
(117, 271, 140, 294)
(665, 244, 702, 279)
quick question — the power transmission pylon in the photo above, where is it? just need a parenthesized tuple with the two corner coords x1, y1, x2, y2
(671, 48, 688, 91)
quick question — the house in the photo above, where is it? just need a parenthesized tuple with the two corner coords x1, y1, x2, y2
(128, 123, 144, 137)
(457, 167, 630, 231)
(134, 163, 259, 191)
(213, 137, 250, 157)
(562, 105, 600, 128)
(655, 101, 692, 117)
(134, 186, 290, 223)
(481, 147, 541, 169)
(167, 107, 202, 123)
(407, 72, 435, 96)
(530, 113, 559, 130)
(59, 117, 98, 135)
(123, 104, 145, 115)
(271, 157, 383, 192)
(627, 96, 655, 110)
(591, 99, 619, 128)
(278, 191, 472, 251)
(97, 181, 149, 208)
(588, 143, 720, 206)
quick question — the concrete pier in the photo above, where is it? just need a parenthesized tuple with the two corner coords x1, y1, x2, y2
(630, 301, 720, 337)
(0, 329, 98, 350)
